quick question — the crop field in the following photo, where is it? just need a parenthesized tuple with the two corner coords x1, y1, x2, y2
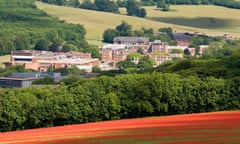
(0, 55, 10, 68)
(0, 111, 239, 144)
(36, 2, 240, 45)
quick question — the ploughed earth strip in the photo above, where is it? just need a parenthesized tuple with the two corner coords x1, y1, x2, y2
(0, 111, 240, 144)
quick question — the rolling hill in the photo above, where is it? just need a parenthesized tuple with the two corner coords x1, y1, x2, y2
(0, 111, 239, 144)
(36, 2, 240, 45)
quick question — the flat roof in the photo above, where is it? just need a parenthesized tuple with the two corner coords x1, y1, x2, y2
(38, 58, 99, 64)
(0, 77, 38, 81)
(102, 44, 126, 50)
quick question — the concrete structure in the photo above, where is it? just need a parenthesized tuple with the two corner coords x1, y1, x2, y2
(199, 45, 209, 55)
(185, 48, 196, 56)
(150, 55, 172, 66)
(173, 33, 192, 47)
(113, 37, 149, 45)
(0, 72, 62, 88)
(0, 77, 37, 88)
(12, 72, 62, 82)
(8, 50, 100, 71)
(149, 40, 169, 53)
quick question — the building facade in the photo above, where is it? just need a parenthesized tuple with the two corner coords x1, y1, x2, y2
(8, 50, 99, 72)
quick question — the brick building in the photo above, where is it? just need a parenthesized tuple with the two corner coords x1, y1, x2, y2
(8, 50, 99, 71)
(113, 37, 149, 45)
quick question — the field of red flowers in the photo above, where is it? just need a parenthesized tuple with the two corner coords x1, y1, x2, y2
(0, 111, 240, 144)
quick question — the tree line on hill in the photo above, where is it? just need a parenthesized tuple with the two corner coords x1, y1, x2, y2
(38, 0, 240, 15)
(103, 21, 177, 45)
(0, 0, 100, 58)
(38, 0, 147, 17)
(142, 0, 240, 10)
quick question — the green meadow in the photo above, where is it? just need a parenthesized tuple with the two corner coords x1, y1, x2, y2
(36, 2, 240, 44)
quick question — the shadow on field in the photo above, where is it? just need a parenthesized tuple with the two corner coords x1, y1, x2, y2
(147, 17, 239, 29)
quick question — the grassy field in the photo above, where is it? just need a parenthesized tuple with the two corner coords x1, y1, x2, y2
(0, 111, 239, 144)
(0, 55, 10, 68)
(36, 2, 240, 45)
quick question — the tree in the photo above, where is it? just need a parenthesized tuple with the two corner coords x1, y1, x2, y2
(126, 0, 139, 16)
(192, 0, 201, 5)
(80, 0, 97, 10)
(125, 0, 147, 17)
(56, 0, 65, 5)
(137, 56, 155, 71)
(34, 39, 49, 51)
(94, 0, 119, 13)
(103, 29, 119, 43)
(162, 4, 170, 11)
(158, 27, 174, 39)
(137, 8, 147, 17)
(32, 77, 55, 85)
(100, 92, 121, 120)
(68, 0, 80, 7)
(0, 39, 15, 55)
(116, 21, 132, 36)
(62, 44, 77, 52)
(14, 35, 31, 50)
(157, 0, 166, 8)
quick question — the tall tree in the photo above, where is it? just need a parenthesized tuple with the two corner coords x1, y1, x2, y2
(116, 21, 132, 36)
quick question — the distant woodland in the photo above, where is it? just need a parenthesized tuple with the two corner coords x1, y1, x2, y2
(39, 0, 240, 12)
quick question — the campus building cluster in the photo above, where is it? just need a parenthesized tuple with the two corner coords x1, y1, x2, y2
(101, 37, 183, 67)
(6, 50, 99, 72)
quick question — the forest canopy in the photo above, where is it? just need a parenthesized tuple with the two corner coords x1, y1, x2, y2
(0, 0, 86, 55)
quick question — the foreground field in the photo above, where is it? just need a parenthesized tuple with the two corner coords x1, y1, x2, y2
(0, 111, 239, 144)
(36, 2, 240, 44)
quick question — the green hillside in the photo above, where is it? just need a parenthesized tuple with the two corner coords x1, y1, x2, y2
(37, 2, 240, 44)
(0, 0, 86, 55)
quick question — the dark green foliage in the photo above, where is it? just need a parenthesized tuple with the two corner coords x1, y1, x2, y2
(103, 22, 169, 43)
(137, 8, 147, 17)
(32, 77, 55, 85)
(0, 66, 33, 77)
(2, 51, 240, 132)
(62, 44, 77, 52)
(157, 51, 240, 78)
(157, 0, 170, 11)
(0, 0, 86, 55)
(164, 0, 240, 9)
(52, 66, 84, 76)
(34, 39, 50, 51)
(80, 0, 97, 10)
(1, 70, 240, 132)
(103, 29, 119, 43)
(39, 0, 80, 7)
(126, 0, 147, 17)
(94, 0, 119, 13)
(92, 66, 101, 73)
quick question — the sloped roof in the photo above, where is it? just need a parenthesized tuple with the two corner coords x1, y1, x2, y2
(173, 33, 191, 41)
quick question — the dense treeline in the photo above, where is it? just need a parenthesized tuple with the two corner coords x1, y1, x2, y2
(39, 0, 80, 7)
(157, 51, 240, 78)
(0, 0, 102, 57)
(103, 21, 176, 44)
(39, 0, 147, 17)
(1, 70, 240, 132)
(151, 0, 240, 9)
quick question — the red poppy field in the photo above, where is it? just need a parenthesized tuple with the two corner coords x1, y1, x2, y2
(0, 111, 240, 144)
